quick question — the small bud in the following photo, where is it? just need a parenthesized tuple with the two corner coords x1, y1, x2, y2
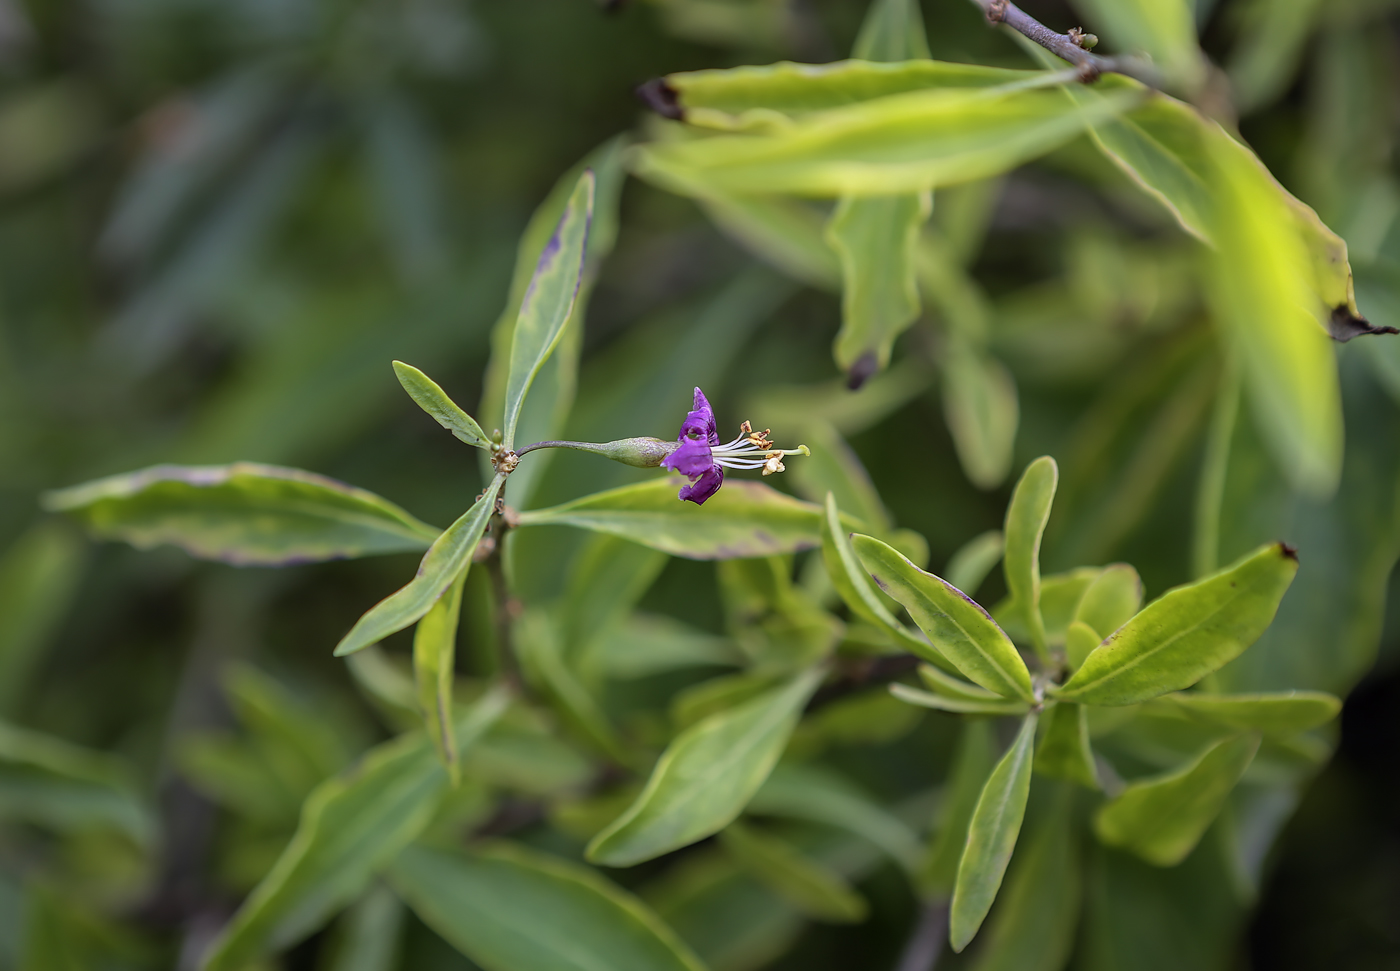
(592, 437, 681, 468)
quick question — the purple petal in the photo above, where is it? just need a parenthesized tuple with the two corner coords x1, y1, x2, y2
(661, 437, 714, 477)
(679, 387, 719, 447)
(678, 465, 724, 505)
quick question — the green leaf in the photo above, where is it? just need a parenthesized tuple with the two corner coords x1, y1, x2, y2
(820, 495, 944, 664)
(323, 884, 404, 971)
(587, 667, 824, 867)
(969, 784, 1081, 971)
(201, 689, 507, 971)
(0, 523, 84, 715)
(392, 361, 490, 449)
(518, 478, 853, 561)
(853, 533, 1034, 701)
(1149, 691, 1341, 735)
(502, 170, 595, 449)
(1070, 0, 1203, 90)
(852, 0, 930, 61)
(0, 721, 150, 843)
(1203, 124, 1342, 498)
(633, 81, 1143, 197)
(1073, 563, 1143, 637)
(943, 530, 1003, 597)
(584, 614, 742, 681)
(334, 476, 502, 657)
(485, 137, 629, 508)
(1227, 0, 1325, 113)
(942, 337, 1019, 489)
(922, 719, 997, 897)
(561, 534, 668, 656)
(1002, 456, 1058, 659)
(664, 61, 1053, 125)
(43, 463, 438, 566)
(917, 662, 1002, 702)
(390, 841, 707, 971)
(950, 712, 1039, 951)
(748, 761, 921, 870)
(825, 191, 931, 374)
(414, 571, 466, 780)
(1064, 620, 1102, 673)
(889, 683, 1029, 716)
(515, 611, 629, 763)
(1094, 734, 1259, 866)
(719, 821, 868, 923)
(1034, 703, 1098, 789)
(1057, 543, 1299, 706)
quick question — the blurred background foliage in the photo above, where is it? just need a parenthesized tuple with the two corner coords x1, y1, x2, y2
(0, 0, 1398, 968)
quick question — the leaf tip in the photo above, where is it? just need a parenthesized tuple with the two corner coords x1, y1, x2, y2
(1278, 541, 1298, 562)
(635, 77, 683, 120)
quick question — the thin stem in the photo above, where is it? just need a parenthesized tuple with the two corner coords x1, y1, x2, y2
(893, 901, 949, 971)
(514, 440, 599, 457)
(972, 0, 1159, 87)
(1193, 355, 1241, 578)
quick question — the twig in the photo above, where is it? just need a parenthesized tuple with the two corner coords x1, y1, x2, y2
(894, 901, 949, 971)
(975, 0, 1158, 86)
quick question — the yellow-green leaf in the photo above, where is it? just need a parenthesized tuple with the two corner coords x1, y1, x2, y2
(719, 820, 867, 923)
(950, 712, 1039, 951)
(1057, 543, 1298, 706)
(853, 534, 1034, 701)
(1033, 703, 1098, 789)
(414, 572, 466, 780)
(1149, 690, 1341, 735)
(1094, 734, 1259, 866)
(393, 361, 490, 449)
(44, 463, 438, 567)
(587, 668, 824, 867)
(1002, 456, 1058, 659)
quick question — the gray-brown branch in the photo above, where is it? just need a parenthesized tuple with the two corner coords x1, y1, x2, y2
(975, 0, 1158, 87)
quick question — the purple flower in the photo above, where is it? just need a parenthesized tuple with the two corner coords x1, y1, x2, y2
(661, 388, 725, 505)
(660, 387, 809, 506)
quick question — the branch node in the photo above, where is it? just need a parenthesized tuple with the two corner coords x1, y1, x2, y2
(1067, 27, 1097, 50)
(1076, 60, 1102, 83)
(985, 0, 1008, 25)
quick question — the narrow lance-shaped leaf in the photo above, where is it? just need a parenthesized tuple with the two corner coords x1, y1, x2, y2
(889, 682, 1028, 716)
(820, 494, 949, 666)
(393, 361, 490, 449)
(201, 689, 508, 971)
(852, 0, 930, 61)
(587, 667, 824, 867)
(663, 60, 1041, 124)
(1073, 563, 1143, 638)
(414, 571, 466, 780)
(852, 533, 1033, 701)
(1150, 690, 1341, 735)
(335, 476, 503, 657)
(918, 663, 1003, 703)
(324, 885, 404, 971)
(1002, 456, 1058, 659)
(1056, 543, 1299, 707)
(1033, 703, 1098, 789)
(950, 712, 1039, 952)
(0, 720, 151, 843)
(942, 337, 1019, 489)
(748, 761, 921, 871)
(44, 463, 438, 567)
(502, 170, 595, 449)
(921, 719, 997, 897)
(0, 523, 85, 715)
(632, 82, 1144, 198)
(1064, 620, 1101, 673)
(519, 478, 859, 561)
(826, 191, 930, 377)
(719, 820, 868, 923)
(1094, 734, 1260, 867)
(391, 841, 707, 971)
(969, 783, 1081, 971)
(1204, 124, 1342, 497)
